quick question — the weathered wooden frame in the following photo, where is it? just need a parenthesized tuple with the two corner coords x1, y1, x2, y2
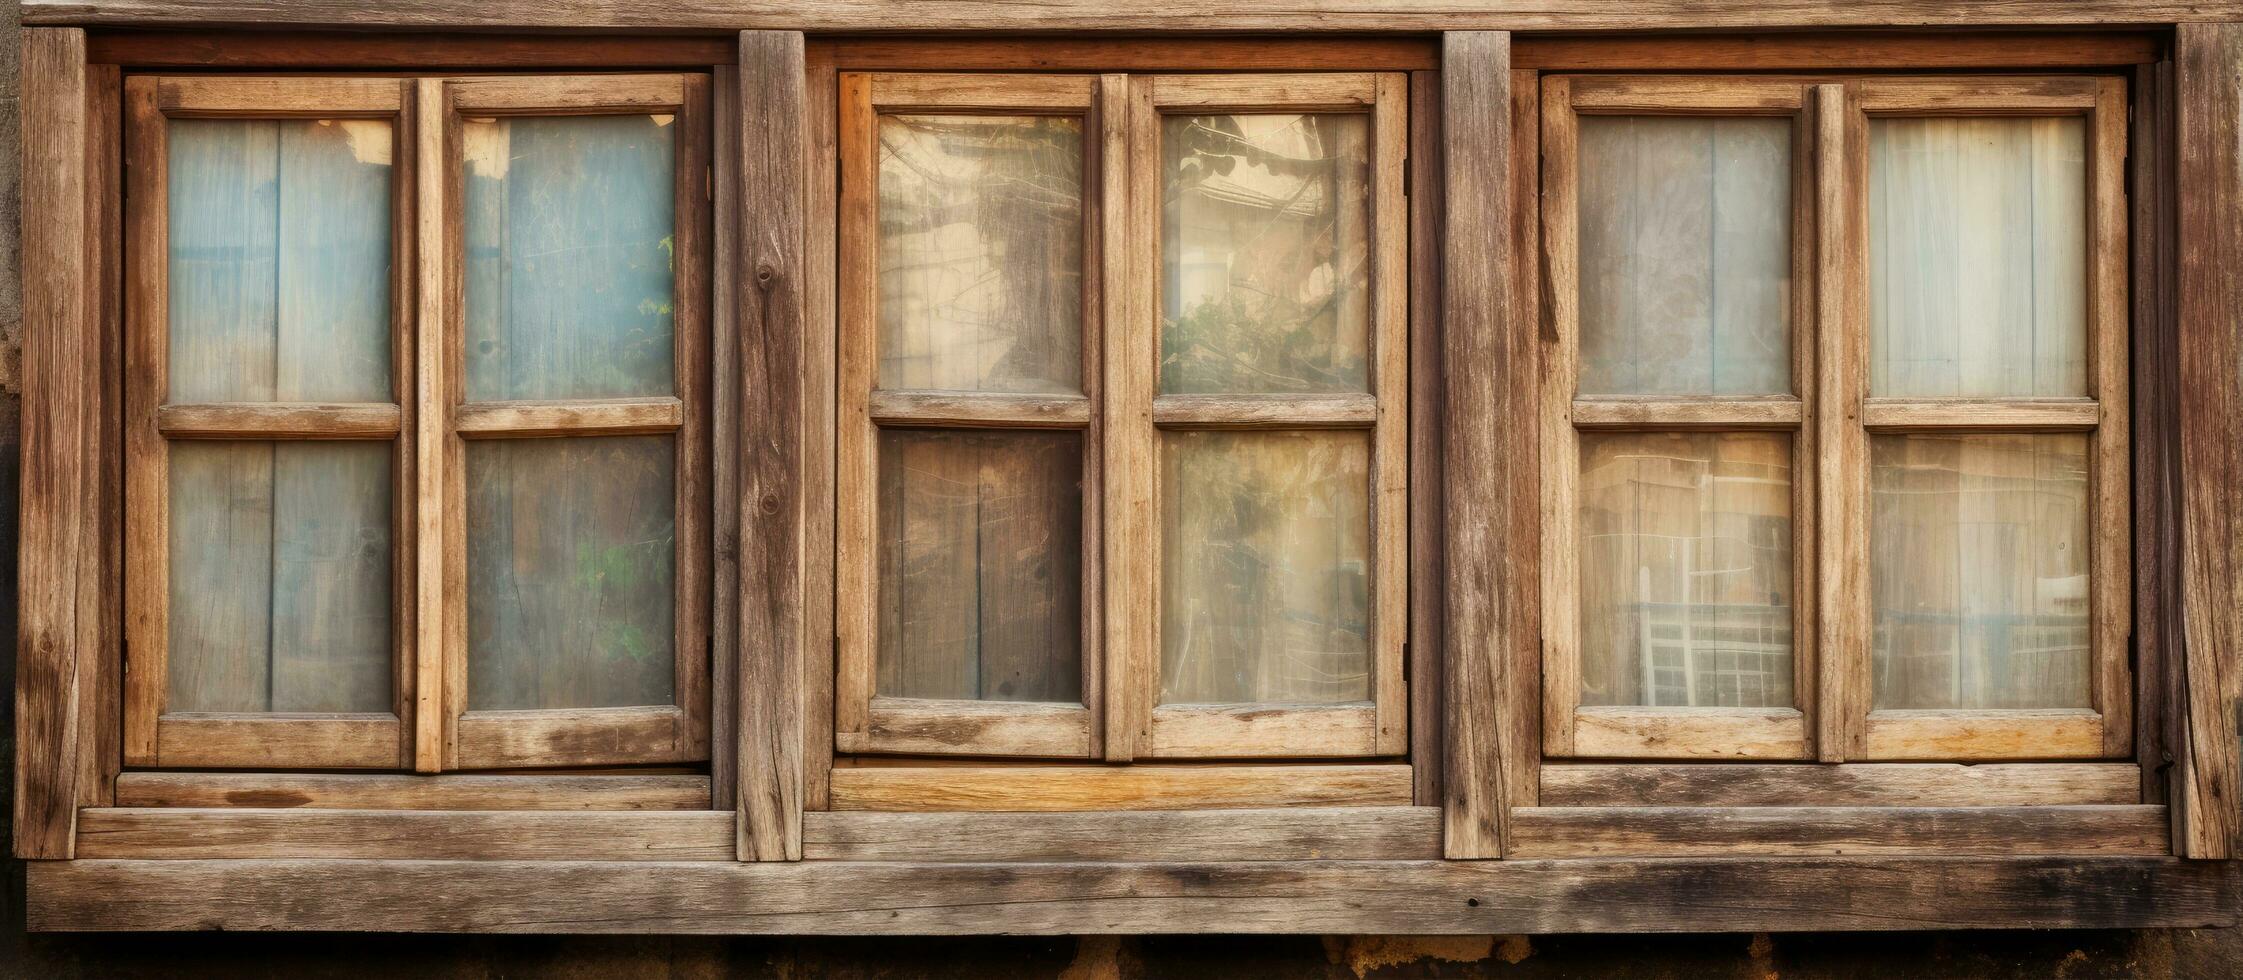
(431, 72, 714, 771)
(832, 72, 1109, 759)
(16, 17, 2243, 933)
(121, 75, 420, 771)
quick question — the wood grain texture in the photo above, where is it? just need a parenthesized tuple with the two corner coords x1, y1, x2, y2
(1149, 393, 1375, 428)
(1511, 32, 2162, 71)
(2131, 57, 2181, 808)
(1865, 709, 2106, 761)
(114, 772, 711, 810)
(452, 398, 682, 437)
(803, 807, 1441, 861)
(1817, 81, 1870, 761)
(1541, 763, 2142, 807)
(800, 47, 840, 810)
(737, 30, 808, 861)
(76, 809, 736, 861)
(1571, 397, 1803, 430)
(1506, 805, 2170, 858)
(28, 856, 2239, 934)
(1407, 68, 1445, 808)
(831, 37, 1437, 71)
(87, 31, 738, 68)
(454, 705, 698, 770)
(1860, 398, 2099, 430)
(17, 26, 97, 859)
(150, 715, 401, 769)
(155, 402, 403, 439)
(845, 698, 1092, 758)
(2174, 23, 2243, 860)
(1572, 708, 1810, 760)
(27, 1, 2243, 31)
(868, 391, 1092, 428)
(81, 64, 125, 816)
(828, 764, 1413, 811)
(1500, 66, 1544, 815)
(1439, 30, 1512, 861)
(412, 75, 447, 773)
(710, 63, 742, 813)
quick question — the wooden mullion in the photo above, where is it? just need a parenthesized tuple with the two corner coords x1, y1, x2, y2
(1566, 75, 1809, 114)
(800, 45, 841, 811)
(832, 68, 877, 749)
(2089, 75, 2135, 759)
(2129, 55, 2181, 810)
(1104, 72, 1157, 762)
(414, 77, 452, 773)
(1816, 79, 1870, 762)
(1406, 67, 1446, 807)
(1536, 72, 1579, 759)
(676, 72, 716, 766)
(120, 73, 168, 770)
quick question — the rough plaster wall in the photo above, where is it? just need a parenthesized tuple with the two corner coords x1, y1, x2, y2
(0, 12, 2238, 977)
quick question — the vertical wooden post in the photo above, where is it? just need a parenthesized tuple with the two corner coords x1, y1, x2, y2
(737, 29, 808, 861)
(1406, 69, 1446, 807)
(15, 27, 99, 860)
(2173, 23, 2243, 860)
(2131, 57, 2182, 807)
(1440, 30, 1515, 859)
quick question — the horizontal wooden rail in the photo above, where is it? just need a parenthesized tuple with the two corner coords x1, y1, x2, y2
(113, 772, 711, 810)
(1571, 397, 1801, 430)
(1540, 763, 2142, 807)
(76, 809, 735, 861)
(1862, 398, 2101, 431)
(1506, 805, 2171, 858)
(454, 397, 683, 437)
(804, 807, 1441, 861)
(157, 402, 401, 439)
(828, 763, 1413, 811)
(868, 390, 1092, 428)
(1151, 393, 1378, 429)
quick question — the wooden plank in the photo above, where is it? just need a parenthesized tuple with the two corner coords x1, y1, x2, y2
(2131, 57, 2182, 808)
(1573, 708, 1811, 760)
(828, 764, 1413, 811)
(1407, 68, 1445, 808)
(447, 73, 684, 112)
(156, 402, 404, 439)
(115, 773, 711, 810)
(867, 72, 1094, 110)
(1149, 393, 1377, 429)
(1143, 704, 1383, 759)
(1512, 32, 2163, 71)
(867, 391, 1093, 428)
(710, 63, 742, 813)
(844, 698, 1092, 758)
(16, 26, 97, 860)
(452, 397, 683, 437)
(1854, 76, 2102, 111)
(2089, 75, 2136, 760)
(1499, 66, 1542, 815)
(1145, 73, 1379, 110)
(411, 77, 447, 773)
(87, 31, 739, 68)
(1860, 398, 2100, 430)
(1864, 710, 2108, 761)
(454, 705, 699, 770)
(1571, 397, 1804, 430)
(800, 43, 840, 811)
(28, 856, 2240, 934)
(832, 37, 1438, 71)
(803, 808, 1442, 861)
(81, 63, 125, 815)
(1541, 763, 2142, 807)
(29, 1, 2243, 31)
(737, 29, 808, 862)
(1565, 75, 1808, 113)
(1102, 72, 1154, 763)
(153, 75, 401, 115)
(1441, 31, 1512, 859)
(1507, 806, 2171, 858)
(1817, 81, 1870, 762)
(151, 715, 401, 770)
(77, 809, 736, 862)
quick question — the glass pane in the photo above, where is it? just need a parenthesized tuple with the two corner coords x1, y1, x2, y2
(466, 436, 676, 710)
(1869, 117, 2088, 398)
(1577, 116, 1792, 396)
(876, 430, 1083, 702)
(1161, 113, 1370, 395)
(877, 114, 1083, 395)
(168, 441, 393, 713)
(168, 119, 393, 403)
(464, 115, 677, 402)
(1578, 432, 1794, 708)
(1160, 430, 1370, 705)
(1871, 433, 2091, 709)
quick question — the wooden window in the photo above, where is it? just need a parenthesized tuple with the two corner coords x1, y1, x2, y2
(122, 74, 712, 772)
(835, 72, 1407, 761)
(1539, 74, 2129, 763)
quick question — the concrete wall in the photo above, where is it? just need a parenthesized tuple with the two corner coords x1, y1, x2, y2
(0, 9, 2238, 975)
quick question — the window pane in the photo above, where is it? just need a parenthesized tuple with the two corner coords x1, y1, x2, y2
(876, 430, 1083, 703)
(168, 441, 393, 713)
(1871, 433, 2091, 709)
(1578, 432, 1794, 708)
(464, 115, 676, 402)
(1160, 430, 1370, 704)
(466, 436, 676, 710)
(877, 114, 1083, 395)
(169, 119, 393, 403)
(1577, 116, 1792, 396)
(1869, 117, 2088, 398)
(1162, 114, 1370, 395)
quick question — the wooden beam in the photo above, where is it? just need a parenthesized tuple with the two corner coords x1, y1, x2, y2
(1440, 30, 1514, 860)
(1507, 806, 2171, 858)
(113, 773, 711, 811)
(803, 808, 1442, 862)
(1541, 764, 2142, 807)
(23, 1, 2243, 31)
(2174, 23, 2243, 861)
(16, 26, 99, 861)
(735, 29, 807, 863)
(1512, 31, 2163, 70)
(28, 856, 2240, 933)
(86, 31, 736, 67)
(75, 809, 737, 861)
(827, 764, 1413, 812)
(1407, 68, 1445, 808)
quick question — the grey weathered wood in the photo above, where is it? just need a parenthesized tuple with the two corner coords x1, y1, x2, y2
(16, 26, 99, 860)
(24, 0, 2243, 31)
(2132, 57, 2180, 807)
(113, 772, 711, 810)
(75, 809, 736, 861)
(710, 63, 741, 814)
(2174, 23, 2243, 861)
(1407, 68, 1444, 808)
(736, 29, 807, 862)
(1507, 806, 2171, 858)
(1440, 30, 1513, 859)
(28, 856, 2240, 933)
(1541, 763, 2142, 807)
(802, 808, 1441, 861)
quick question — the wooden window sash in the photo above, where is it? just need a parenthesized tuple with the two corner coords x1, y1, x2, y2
(432, 73, 714, 770)
(833, 72, 1109, 759)
(1830, 76, 2133, 762)
(1539, 76, 1821, 760)
(1115, 72, 1410, 761)
(122, 75, 419, 770)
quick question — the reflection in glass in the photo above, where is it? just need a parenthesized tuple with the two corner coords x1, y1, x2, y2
(1870, 117, 2088, 397)
(464, 115, 677, 402)
(878, 114, 1084, 395)
(876, 430, 1084, 703)
(1578, 432, 1793, 708)
(1871, 433, 2091, 710)
(1161, 430, 1371, 705)
(168, 118, 393, 403)
(466, 436, 676, 711)
(1161, 113, 1370, 395)
(169, 441, 393, 713)
(1577, 116, 1792, 396)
